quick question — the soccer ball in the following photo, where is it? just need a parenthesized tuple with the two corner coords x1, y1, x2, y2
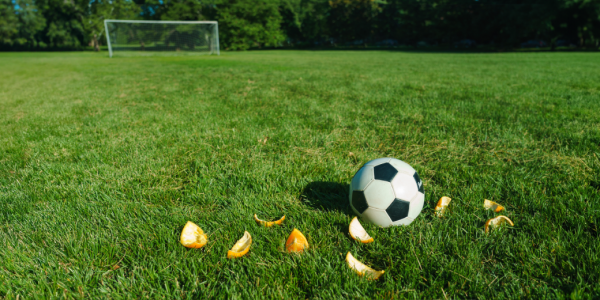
(349, 158, 424, 227)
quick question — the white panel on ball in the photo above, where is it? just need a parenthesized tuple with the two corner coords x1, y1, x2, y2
(408, 193, 425, 220)
(364, 180, 396, 210)
(391, 173, 419, 201)
(351, 165, 374, 191)
(364, 157, 391, 166)
(388, 158, 416, 175)
(392, 217, 414, 226)
(362, 208, 392, 227)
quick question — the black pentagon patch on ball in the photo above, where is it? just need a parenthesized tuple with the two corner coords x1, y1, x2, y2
(413, 172, 424, 194)
(386, 199, 410, 222)
(373, 163, 398, 182)
(351, 190, 369, 214)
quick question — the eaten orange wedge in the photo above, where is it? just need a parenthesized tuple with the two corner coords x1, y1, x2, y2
(484, 216, 514, 233)
(349, 217, 374, 243)
(484, 199, 505, 212)
(180, 221, 208, 249)
(254, 214, 285, 227)
(285, 228, 309, 253)
(227, 231, 252, 258)
(345, 252, 384, 280)
(435, 196, 451, 217)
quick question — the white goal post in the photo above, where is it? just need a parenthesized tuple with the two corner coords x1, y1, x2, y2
(104, 20, 220, 57)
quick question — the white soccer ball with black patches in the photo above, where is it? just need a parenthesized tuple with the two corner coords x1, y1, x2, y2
(349, 158, 424, 227)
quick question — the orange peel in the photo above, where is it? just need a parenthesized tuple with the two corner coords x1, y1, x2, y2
(254, 214, 285, 227)
(180, 221, 208, 249)
(349, 217, 374, 243)
(484, 199, 505, 212)
(435, 196, 451, 217)
(484, 216, 514, 233)
(227, 231, 252, 258)
(345, 252, 384, 280)
(285, 228, 309, 253)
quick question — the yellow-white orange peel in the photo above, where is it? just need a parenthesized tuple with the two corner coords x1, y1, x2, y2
(227, 231, 252, 258)
(349, 217, 374, 243)
(254, 214, 285, 227)
(285, 228, 309, 253)
(484, 199, 505, 212)
(345, 252, 384, 280)
(180, 221, 208, 249)
(484, 216, 514, 233)
(435, 196, 451, 217)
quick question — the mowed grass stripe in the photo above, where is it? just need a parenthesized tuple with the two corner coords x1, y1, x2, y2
(0, 51, 599, 298)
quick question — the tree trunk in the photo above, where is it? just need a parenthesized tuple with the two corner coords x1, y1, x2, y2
(93, 34, 100, 52)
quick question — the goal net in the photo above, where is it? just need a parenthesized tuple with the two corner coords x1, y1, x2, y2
(104, 20, 219, 57)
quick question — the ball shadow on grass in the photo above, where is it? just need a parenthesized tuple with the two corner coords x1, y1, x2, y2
(300, 181, 352, 215)
(300, 181, 354, 235)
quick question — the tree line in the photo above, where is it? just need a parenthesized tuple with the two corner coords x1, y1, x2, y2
(1, 0, 599, 51)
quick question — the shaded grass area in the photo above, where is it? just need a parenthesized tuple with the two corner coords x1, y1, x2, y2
(0, 50, 599, 298)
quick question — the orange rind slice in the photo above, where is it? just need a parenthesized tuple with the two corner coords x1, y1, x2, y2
(227, 231, 252, 258)
(345, 252, 384, 280)
(254, 214, 285, 227)
(180, 221, 208, 249)
(285, 228, 309, 253)
(435, 196, 451, 217)
(349, 217, 374, 243)
(484, 199, 505, 212)
(484, 216, 514, 233)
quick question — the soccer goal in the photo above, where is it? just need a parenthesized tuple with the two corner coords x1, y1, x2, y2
(104, 20, 219, 58)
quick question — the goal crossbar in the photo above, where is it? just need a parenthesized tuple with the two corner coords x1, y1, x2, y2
(104, 19, 220, 57)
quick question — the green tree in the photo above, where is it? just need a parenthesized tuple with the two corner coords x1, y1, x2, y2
(85, 0, 140, 50)
(280, 0, 330, 45)
(328, 0, 385, 44)
(475, 0, 559, 47)
(15, 0, 47, 48)
(550, 0, 600, 48)
(35, 0, 88, 48)
(0, 0, 18, 46)
(1, 0, 46, 49)
(214, 0, 285, 50)
(161, 0, 204, 20)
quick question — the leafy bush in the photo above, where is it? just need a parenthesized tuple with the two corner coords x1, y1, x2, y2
(215, 0, 285, 50)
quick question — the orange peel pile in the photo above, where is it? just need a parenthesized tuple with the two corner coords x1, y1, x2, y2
(349, 217, 374, 243)
(435, 196, 452, 217)
(180, 221, 208, 249)
(254, 214, 285, 227)
(345, 252, 384, 280)
(484, 216, 514, 233)
(227, 231, 252, 258)
(285, 228, 309, 253)
(484, 199, 505, 212)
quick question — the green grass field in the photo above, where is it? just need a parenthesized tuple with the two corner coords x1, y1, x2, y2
(1, 50, 599, 298)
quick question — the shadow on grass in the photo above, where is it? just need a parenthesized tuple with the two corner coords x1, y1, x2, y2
(300, 181, 357, 239)
(300, 181, 352, 215)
